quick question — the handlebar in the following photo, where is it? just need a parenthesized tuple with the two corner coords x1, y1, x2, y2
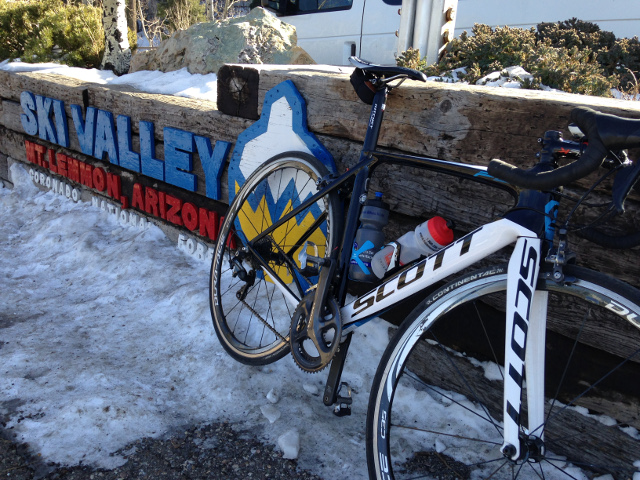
(488, 107, 640, 190)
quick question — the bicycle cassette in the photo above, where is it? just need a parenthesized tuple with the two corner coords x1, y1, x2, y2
(290, 292, 342, 373)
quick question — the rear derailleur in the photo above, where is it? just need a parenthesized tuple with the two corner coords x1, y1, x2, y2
(230, 253, 255, 301)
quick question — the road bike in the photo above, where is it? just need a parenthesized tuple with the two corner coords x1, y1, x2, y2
(209, 57, 640, 479)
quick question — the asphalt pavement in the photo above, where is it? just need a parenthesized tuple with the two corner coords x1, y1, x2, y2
(0, 421, 324, 480)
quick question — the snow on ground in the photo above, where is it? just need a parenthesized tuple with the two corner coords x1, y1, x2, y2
(0, 59, 380, 478)
(2, 162, 622, 480)
(0, 162, 387, 479)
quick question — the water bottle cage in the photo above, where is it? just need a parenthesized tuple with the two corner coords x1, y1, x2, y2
(385, 242, 402, 270)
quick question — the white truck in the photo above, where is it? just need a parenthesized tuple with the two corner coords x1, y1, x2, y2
(264, 0, 457, 66)
(263, 0, 639, 66)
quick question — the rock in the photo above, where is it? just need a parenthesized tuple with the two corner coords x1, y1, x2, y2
(277, 429, 300, 459)
(260, 404, 281, 423)
(129, 8, 315, 75)
(266, 388, 279, 404)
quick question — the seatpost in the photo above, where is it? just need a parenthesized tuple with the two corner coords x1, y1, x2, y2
(362, 86, 389, 152)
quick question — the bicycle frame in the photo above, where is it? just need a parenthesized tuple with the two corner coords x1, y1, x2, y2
(250, 85, 518, 309)
(244, 84, 556, 460)
(345, 225, 546, 460)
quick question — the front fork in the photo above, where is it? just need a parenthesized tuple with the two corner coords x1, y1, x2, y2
(501, 236, 548, 461)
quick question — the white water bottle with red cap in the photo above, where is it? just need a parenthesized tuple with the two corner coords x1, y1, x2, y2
(371, 216, 454, 279)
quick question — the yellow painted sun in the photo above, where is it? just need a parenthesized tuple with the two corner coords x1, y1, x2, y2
(234, 181, 327, 285)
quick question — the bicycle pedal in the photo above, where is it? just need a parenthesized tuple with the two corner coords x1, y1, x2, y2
(298, 241, 325, 276)
(333, 382, 352, 417)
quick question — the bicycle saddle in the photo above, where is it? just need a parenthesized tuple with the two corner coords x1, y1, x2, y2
(349, 56, 428, 82)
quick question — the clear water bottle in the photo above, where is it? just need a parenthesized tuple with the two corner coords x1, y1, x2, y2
(371, 216, 454, 279)
(349, 192, 389, 282)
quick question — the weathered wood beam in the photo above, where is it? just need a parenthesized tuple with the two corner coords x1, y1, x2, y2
(218, 63, 640, 165)
(4, 68, 640, 289)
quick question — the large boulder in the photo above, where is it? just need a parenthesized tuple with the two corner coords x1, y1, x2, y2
(129, 8, 315, 74)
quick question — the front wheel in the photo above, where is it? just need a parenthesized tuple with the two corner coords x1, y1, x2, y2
(210, 152, 342, 366)
(367, 264, 640, 480)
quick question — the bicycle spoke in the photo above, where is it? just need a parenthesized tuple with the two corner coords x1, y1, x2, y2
(243, 274, 264, 345)
(553, 346, 639, 422)
(519, 461, 544, 480)
(475, 300, 505, 383)
(391, 422, 502, 447)
(542, 306, 590, 434)
(540, 457, 591, 480)
(429, 330, 505, 439)
(402, 370, 504, 437)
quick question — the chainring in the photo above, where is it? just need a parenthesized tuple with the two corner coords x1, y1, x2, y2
(290, 292, 342, 373)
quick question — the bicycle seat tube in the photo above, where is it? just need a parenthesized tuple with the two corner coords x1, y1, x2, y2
(336, 86, 391, 303)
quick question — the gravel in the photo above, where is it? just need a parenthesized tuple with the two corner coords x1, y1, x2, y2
(0, 422, 325, 480)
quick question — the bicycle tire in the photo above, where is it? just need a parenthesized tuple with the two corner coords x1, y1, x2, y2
(367, 264, 640, 479)
(210, 152, 342, 365)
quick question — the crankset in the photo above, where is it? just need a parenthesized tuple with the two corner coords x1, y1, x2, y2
(290, 292, 342, 373)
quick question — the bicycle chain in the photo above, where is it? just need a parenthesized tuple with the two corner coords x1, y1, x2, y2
(240, 299, 287, 342)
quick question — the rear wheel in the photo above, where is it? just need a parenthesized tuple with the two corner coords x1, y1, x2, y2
(367, 264, 640, 479)
(210, 152, 342, 365)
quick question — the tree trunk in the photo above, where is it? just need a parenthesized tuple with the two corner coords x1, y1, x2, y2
(101, 0, 132, 76)
(128, 0, 137, 33)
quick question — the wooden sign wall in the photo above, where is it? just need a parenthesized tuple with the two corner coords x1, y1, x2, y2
(1, 65, 640, 289)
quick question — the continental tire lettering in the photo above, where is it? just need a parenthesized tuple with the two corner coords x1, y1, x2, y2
(433, 286, 450, 301)
(398, 262, 425, 289)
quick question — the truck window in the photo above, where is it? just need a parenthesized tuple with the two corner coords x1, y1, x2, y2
(299, 0, 353, 11)
(267, 0, 353, 15)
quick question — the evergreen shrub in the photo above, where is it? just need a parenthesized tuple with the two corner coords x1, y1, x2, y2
(397, 18, 640, 97)
(0, 0, 104, 68)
